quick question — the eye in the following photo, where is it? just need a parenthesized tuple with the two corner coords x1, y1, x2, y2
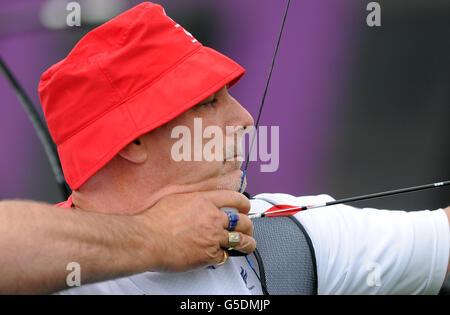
(199, 97, 218, 108)
(204, 98, 217, 106)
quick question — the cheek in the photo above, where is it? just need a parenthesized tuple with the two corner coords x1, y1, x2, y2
(148, 109, 228, 166)
(138, 111, 230, 186)
(172, 114, 227, 159)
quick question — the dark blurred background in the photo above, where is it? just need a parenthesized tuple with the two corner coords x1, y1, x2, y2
(0, 0, 449, 293)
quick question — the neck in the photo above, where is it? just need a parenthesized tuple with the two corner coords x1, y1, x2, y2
(71, 179, 155, 215)
(72, 180, 225, 215)
(71, 157, 165, 214)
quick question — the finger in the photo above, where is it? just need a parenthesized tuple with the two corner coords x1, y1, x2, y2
(204, 190, 251, 214)
(212, 248, 229, 266)
(232, 234, 256, 254)
(222, 213, 254, 236)
(219, 231, 256, 255)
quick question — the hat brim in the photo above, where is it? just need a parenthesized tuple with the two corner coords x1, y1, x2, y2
(58, 46, 245, 190)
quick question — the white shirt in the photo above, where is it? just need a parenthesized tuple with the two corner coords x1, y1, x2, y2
(57, 193, 449, 295)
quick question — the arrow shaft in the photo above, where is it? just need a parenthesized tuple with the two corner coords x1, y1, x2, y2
(249, 180, 450, 219)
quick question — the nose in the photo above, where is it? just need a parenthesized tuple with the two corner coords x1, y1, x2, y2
(225, 93, 254, 131)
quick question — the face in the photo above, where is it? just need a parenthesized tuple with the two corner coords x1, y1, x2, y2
(139, 86, 254, 195)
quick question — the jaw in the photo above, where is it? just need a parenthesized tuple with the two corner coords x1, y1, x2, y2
(73, 158, 245, 215)
(136, 167, 245, 213)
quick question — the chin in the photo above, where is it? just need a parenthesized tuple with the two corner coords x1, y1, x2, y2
(216, 169, 245, 192)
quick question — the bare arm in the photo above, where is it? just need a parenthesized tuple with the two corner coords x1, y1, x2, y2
(0, 199, 146, 294)
(444, 206, 450, 277)
(0, 190, 254, 294)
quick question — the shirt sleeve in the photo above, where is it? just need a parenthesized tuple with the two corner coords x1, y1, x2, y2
(294, 199, 450, 295)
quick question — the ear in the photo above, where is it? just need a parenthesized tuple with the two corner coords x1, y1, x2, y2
(117, 138, 148, 164)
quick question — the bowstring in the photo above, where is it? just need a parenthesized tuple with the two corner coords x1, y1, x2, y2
(238, 0, 291, 295)
(239, 0, 291, 193)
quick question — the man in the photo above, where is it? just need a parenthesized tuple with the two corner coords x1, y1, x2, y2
(37, 2, 448, 294)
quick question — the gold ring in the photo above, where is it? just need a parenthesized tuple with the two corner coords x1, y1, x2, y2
(228, 231, 241, 249)
(216, 250, 229, 266)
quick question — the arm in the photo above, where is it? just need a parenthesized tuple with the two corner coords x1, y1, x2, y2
(296, 201, 449, 295)
(0, 190, 254, 294)
(0, 199, 148, 294)
(445, 206, 450, 276)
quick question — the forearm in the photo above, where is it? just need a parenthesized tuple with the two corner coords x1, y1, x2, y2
(0, 200, 152, 294)
(444, 206, 450, 277)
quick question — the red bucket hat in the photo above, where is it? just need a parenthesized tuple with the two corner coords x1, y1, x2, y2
(39, 2, 245, 190)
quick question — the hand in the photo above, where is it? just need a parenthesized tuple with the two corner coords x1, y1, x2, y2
(132, 190, 256, 272)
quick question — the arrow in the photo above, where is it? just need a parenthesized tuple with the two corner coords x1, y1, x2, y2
(249, 180, 450, 219)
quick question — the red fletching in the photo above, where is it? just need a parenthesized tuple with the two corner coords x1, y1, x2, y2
(264, 204, 305, 217)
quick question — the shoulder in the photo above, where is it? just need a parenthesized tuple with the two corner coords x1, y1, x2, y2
(55, 195, 74, 208)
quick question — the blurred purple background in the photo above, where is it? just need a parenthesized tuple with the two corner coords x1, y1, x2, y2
(1, 0, 449, 212)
